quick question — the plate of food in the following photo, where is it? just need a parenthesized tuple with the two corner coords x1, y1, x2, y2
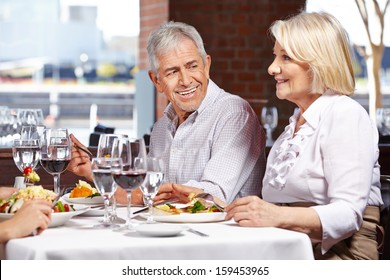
(0, 204, 89, 228)
(136, 223, 188, 237)
(62, 180, 103, 205)
(0, 185, 89, 228)
(141, 198, 226, 223)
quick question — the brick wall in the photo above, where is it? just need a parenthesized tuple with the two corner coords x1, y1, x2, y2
(139, 0, 306, 138)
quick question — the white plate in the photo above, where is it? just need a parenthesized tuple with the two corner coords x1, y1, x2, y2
(136, 223, 188, 237)
(149, 212, 226, 223)
(0, 204, 89, 228)
(62, 193, 104, 205)
(142, 203, 226, 223)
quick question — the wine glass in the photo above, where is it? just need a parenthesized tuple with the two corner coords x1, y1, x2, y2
(97, 133, 128, 224)
(91, 157, 122, 229)
(261, 106, 278, 146)
(139, 157, 164, 223)
(17, 109, 39, 126)
(34, 109, 44, 125)
(20, 125, 40, 141)
(112, 137, 147, 231)
(40, 128, 72, 195)
(12, 139, 40, 184)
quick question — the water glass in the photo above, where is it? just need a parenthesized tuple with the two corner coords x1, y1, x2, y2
(139, 157, 164, 223)
(12, 139, 40, 173)
(91, 157, 122, 229)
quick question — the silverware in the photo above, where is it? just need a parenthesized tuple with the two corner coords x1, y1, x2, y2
(133, 199, 180, 215)
(194, 193, 225, 211)
(187, 228, 209, 237)
(51, 186, 71, 209)
(73, 144, 93, 158)
(89, 205, 104, 210)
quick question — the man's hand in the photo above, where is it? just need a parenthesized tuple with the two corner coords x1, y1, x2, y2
(67, 134, 93, 182)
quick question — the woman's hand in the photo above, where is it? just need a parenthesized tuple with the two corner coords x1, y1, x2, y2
(67, 134, 93, 182)
(224, 196, 281, 227)
(0, 187, 17, 200)
(0, 199, 52, 242)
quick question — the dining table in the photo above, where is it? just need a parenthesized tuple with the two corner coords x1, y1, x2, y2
(1, 206, 314, 260)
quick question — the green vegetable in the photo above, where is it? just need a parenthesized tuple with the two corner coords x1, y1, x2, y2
(86, 193, 101, 198)
(189, 201, 206, 213)
(56, 201, 65, 212)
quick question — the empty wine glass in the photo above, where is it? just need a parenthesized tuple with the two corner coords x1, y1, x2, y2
(112, 137, 147, 231)
(34, 109, 44, 125)
(97, 133, 128, 224)
(261, 106, 278, 146)
(17, 109, 39, 126)
(377, 108, 390, 136)
(12, 139, 40, 184)
(139, 157, 164, 223)
(20, 125, 40, 141)
(91, 157, 122, 229)
(40, 128, 72, 195)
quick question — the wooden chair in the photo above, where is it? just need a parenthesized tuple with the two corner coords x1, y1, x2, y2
(379, 175, 390, 259)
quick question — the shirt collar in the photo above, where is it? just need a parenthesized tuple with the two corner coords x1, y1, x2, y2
(302, 89, 338, 129)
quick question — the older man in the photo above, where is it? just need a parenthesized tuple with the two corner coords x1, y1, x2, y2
(68, 21, 266, 205)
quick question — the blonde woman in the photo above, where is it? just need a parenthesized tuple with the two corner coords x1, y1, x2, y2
(225, 12, 383, 260)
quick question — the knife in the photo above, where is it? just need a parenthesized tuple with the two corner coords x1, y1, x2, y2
(132, 199, 180, 215)
(187, 228, 209, 237)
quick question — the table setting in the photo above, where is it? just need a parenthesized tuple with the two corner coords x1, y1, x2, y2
(1, 131, 314, 260)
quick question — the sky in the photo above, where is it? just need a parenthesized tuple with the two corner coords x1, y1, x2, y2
(306, 0, 390, 46)
(61, 0, 140, 39)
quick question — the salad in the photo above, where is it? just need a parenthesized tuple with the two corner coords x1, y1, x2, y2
(155, 194, 222, 214)
(0, 185, 73, 214)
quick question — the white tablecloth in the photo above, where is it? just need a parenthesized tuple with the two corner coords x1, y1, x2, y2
(2, 208, 314, 260)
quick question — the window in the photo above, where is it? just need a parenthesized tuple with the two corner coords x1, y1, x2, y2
(0, 0, 140, 147)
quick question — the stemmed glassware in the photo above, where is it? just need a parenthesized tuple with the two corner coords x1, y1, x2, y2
(91, 157, 122, 229)
(139, 157, 164, 223)
(20, 125, 40, 140)
(377, 108, 390, 136)
(261, 106, 278, 146)
(111, 137, 147, 231)
(97, 134, 128, 224)
(40, 128, 72, 195)
(12, 139, 40, 184)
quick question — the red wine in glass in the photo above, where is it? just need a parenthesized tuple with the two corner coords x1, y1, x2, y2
(40, 159, 70, 173)
(113, 171, 146, 191)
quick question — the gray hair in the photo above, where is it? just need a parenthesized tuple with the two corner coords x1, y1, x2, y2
(147, 21, 207, 74)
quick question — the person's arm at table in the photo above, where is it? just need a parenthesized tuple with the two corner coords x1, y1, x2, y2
(0, 187, 17, 200)
(0, 199, 52, 243)
(225, 196, 323, 241)
(170, 106, 264, 203)
(67, 134, 93, 182)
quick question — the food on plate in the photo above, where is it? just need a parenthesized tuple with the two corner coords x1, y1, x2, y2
(155, 194, 222, 215)
(0, 185, 57, 214)
(53, 201, 74, 213)
(69, 180, 100, 198)
(23, 166, 40, 183)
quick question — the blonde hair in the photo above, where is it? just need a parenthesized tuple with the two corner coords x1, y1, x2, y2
(269, 12, 355, 95)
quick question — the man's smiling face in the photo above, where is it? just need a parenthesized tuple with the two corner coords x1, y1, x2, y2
(149, 38, 211, 121)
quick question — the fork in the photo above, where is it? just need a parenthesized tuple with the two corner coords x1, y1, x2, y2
(194, 193, 225, 211)
(51, 186, 73, 209)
